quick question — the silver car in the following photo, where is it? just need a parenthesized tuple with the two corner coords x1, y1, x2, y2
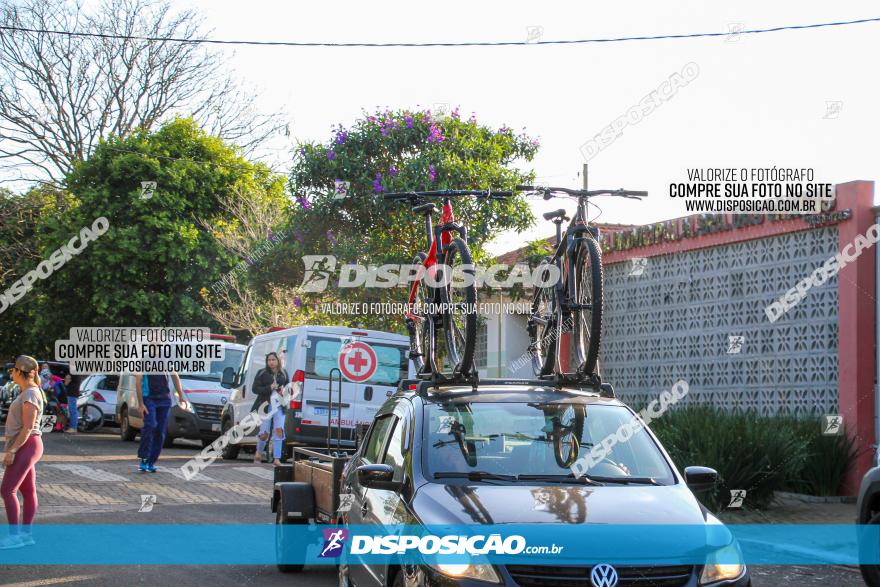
(78, 374, 120, 425)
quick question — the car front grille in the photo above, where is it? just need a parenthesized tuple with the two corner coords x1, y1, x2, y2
(505, 564, 694, 587)
(192, 402, 223, 421)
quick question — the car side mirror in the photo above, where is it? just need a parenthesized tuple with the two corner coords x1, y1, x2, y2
(221, 367, 236, 388)
(684, 466, 718, 493)
(357, 464, 399, 490)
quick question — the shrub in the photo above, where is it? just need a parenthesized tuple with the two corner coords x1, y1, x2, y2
(784, 418, 858, 496)
(649, 406, 810, 511)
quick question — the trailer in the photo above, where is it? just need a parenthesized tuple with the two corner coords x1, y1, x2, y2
(271, 368, 355, 572)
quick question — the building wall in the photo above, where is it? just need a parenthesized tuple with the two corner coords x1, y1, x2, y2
(476, 295, 532, 379)
(483, 180, 875, 494)
(600, 226, 840, 415)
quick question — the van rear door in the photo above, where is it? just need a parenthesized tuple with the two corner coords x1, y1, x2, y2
(301, 335, 359, 442)
(352, 337, 410, 434)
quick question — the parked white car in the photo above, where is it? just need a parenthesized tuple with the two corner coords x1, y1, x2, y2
(77, 374, 120, 425)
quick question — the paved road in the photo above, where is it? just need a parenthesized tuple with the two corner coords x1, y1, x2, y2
(0, 426, 866, 586)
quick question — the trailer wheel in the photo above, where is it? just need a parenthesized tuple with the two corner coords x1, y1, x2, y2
(276, 508, 305, 572)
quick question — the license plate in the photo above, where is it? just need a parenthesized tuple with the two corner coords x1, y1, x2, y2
(314, 407, 339, 416)
(211, 423, 220, 432)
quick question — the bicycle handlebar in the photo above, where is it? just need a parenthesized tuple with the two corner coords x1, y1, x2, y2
(516, 185, 648, 200)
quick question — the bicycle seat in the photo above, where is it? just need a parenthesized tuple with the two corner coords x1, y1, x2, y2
(543, 208, 569, 222)
(412, 202, 438, 215)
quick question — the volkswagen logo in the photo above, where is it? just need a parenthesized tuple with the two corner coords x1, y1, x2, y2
(590, 563, 619, 587)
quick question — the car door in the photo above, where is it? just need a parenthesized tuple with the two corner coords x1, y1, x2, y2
(93, 375, 119, 412)
(228, 338, 276, 433)
(122, 375, 144, 428)
(350, 402, 414, 586)
(348, 410, 397, 586)
(223, 343, 252, 430)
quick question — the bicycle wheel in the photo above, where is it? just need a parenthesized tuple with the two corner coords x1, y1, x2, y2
(571, 236, 604, 376)
(441, 238, 477, 376)
(553, 405, 585, 468)
(406, 253, 430, 374)
(78, 403, 104, 432)
(528, 262, 558, 377)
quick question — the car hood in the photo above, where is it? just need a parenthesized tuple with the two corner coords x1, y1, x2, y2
(411, 482, 709, 526)
(179, 378, 229, 405)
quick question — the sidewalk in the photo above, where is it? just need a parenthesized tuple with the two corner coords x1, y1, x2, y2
(719, 493, 856, 525)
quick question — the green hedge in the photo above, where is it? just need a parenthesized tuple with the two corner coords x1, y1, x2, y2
(648, 406, 856, 511)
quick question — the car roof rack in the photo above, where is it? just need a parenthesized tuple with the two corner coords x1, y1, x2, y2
(398, 372, 615, 399)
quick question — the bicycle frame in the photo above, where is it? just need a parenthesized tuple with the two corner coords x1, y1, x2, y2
(548, 195, 600, 315)
(523, 183, 645, 381)
(405, 197, 469, 321)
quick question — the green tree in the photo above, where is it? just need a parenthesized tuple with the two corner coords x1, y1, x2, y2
(23, 118, 285, 353)
(0, 184, 69, 358)
(266, 107, 539, 332)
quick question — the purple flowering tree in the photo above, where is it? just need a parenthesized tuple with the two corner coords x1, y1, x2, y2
(281, 107, 539, 331)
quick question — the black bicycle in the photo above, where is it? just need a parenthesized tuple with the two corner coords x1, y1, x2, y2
(77, 396, 104, 432)
(383, 189, 511, 379)
(519, 185, 647, 380)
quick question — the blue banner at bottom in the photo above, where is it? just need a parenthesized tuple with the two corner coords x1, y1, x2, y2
(1, 524, 878, 565)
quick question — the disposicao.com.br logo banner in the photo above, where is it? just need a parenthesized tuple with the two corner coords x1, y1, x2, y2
(7, 524, 880, 566)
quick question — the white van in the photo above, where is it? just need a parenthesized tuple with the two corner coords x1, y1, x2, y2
(218, 326, 414, 459)
(117, 335, 247, 447)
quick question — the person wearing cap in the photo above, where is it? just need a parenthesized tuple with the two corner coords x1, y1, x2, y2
(0, 355, 45, 549)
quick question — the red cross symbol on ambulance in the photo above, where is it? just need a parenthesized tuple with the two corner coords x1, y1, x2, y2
(339, 341, 378, 383)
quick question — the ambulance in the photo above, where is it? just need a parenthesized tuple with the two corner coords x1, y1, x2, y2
(218, 326, 414, 458)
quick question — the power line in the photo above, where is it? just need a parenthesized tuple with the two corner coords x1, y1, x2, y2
(0, 17, 878, 48)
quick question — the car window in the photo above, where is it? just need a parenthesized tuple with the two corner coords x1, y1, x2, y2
(362, 414, 395, 464)
(364, 344, 408, 386)
(98, 375, 119, 391)
(423, 402, 675, 484)
(306, 337, 344, 379)
(248, 339, 275, 389)
(306, 337, 408, 386)
(382, 417, 406, 481)
(179, 348, 245, 383)
(238, 345, 252, 381)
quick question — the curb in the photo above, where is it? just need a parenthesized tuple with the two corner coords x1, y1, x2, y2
(775, 491, 857, 505)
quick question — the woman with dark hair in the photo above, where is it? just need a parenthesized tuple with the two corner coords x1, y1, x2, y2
(1, 355, 45, 548)
(252, 352, 288, 465)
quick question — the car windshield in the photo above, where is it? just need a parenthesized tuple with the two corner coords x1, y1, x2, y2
(180, 348, 245, 382)
(423, 401, 675, 484)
